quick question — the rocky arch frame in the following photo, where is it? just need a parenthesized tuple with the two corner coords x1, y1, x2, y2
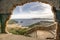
(0, 0, 60, 40)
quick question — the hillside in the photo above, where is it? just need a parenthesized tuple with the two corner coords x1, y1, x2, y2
(8, 18, 54, 27)
(28, 21, 54, 27)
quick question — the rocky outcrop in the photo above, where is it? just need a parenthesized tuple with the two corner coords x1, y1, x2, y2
(25, 23, 56, 34)
(0, 0, 60, 40)
(0, 0, 60, 13)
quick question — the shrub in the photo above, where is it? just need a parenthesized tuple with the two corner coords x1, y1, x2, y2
(8, 28, 28, 35)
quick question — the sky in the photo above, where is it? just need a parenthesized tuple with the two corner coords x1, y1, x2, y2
(10, 2, 54, 19)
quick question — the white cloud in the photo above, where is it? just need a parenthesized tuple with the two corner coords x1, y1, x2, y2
(11, 2, 54, 19)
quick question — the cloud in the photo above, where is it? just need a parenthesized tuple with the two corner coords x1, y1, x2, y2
(22, 2, 46, 12)
(11, 12, 53, 19)
(11, 2, 54, 19)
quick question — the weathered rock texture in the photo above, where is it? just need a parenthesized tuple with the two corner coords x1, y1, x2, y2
(0, 0, 60, 40)
(0, 0, 60, 13)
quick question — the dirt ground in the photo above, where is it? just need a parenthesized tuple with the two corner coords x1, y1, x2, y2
(0, 34, 37, 40)
(0, 30, 55, 40)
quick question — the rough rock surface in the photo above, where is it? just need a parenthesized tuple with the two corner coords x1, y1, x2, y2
(0, 0, 60, 13)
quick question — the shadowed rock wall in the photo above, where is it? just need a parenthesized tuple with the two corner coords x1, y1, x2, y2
(0, 0, 60, 13)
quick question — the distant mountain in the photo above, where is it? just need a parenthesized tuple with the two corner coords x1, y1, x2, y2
(9, 18, 54, 26)
(32, 18, 54, 20)
(28, 21, 54, 27)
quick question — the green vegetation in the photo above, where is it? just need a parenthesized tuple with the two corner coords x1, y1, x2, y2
(7, 21, 54, 36)
(8, 28, 28, 35)
(28, 22, 40, 28)
(28, 21, 54, 27)
(8, 20, 18, 24)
